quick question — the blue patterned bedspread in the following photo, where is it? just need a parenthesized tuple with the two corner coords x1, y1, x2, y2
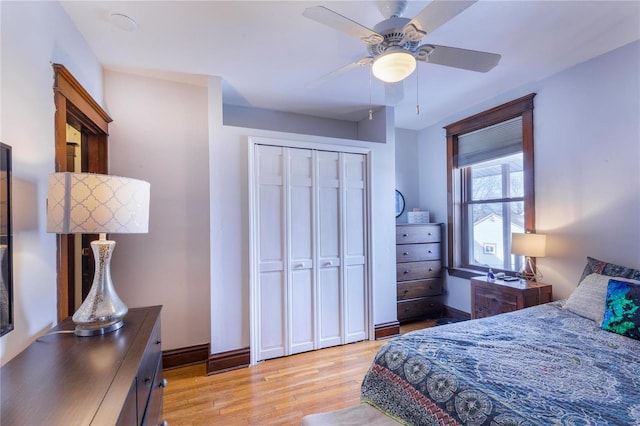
(361, 302, 640, 425)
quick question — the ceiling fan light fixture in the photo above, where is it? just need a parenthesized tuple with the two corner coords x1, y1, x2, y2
(372, 50, 416, 83)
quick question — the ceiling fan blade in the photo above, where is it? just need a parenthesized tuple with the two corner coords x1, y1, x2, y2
(306, 57, 373, 89)
(303, 6, 384, 45)
(403, 0, 477, 42)
(416, 44, 501, 73)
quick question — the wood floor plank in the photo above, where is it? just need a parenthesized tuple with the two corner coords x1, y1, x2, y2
(163, 320, 436, 424)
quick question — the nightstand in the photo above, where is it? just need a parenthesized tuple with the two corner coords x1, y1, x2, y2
(470, 276, 552, 319)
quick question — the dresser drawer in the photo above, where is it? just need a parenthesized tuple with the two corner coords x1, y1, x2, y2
(397, 260, 441, 281)
(396, 243, 440, 262)
(397, 298, 443, 322)
(141, 358, 164, 426)
(136, 317, 162, 424)
(397, 279, 443, 301)
(396, 225, 441, 244)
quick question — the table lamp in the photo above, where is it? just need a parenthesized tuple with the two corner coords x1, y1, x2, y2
(511, 232, 546, 282)
(47, 172, 150, 336)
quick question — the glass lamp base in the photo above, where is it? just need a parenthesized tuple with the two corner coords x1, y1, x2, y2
(72, 236, 128, 337)
(74, 320, 124, 337)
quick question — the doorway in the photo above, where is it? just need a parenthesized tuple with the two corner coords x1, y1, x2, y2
(53, 64, 111, 320)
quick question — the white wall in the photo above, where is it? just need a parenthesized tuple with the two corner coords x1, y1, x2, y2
(418, 40, 640, 313)
(0, 1, 104, 364)
(208, 77, 397, 354)
(395, 129, 422, 223)
(104, 71, 212, 351)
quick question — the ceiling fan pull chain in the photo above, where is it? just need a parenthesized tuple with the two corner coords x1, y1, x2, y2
(369, 66, 373, 120)
(416, 64, 420, 115)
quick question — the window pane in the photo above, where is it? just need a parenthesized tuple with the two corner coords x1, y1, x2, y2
(468, 201, 524, 270)
(469, 153, 523, 201)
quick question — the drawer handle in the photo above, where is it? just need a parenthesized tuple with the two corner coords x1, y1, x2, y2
(403, 270, 409, 274)
(160, 378, 169, 388)
(428, 232, 432, 236)
(324, 261, 333, 266)
(403, 252, 409, 256)
(402, 233, 408, 237)
(295, 263, 305, 268)
(427, 250, 432, 254)
(144, 377, 152, 384)
(428, 268, 433, 272)
(156, 340, 161, 345)
(161, 421, 169, 426)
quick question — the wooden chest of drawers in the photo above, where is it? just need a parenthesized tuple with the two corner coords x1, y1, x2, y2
(1, 306, 165, 425)
(396, 223, 444, 322)
(470, 276, 552, 319)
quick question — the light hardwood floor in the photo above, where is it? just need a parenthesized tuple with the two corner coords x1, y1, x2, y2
(163, 320, 434, 425)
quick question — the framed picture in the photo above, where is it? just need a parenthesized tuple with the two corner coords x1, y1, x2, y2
(483, 243, 496, 255)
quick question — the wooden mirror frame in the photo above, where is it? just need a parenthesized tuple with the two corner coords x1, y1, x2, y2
(53, 64, 112, 321)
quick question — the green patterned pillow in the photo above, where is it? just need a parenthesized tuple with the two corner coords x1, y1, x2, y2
(601, 279, 640, 340)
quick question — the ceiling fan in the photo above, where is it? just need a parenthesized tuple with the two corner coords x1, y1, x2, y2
(303, 0, 501, 87)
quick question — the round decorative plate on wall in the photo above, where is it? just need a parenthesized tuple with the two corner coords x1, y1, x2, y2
(395, 190, 405, 218)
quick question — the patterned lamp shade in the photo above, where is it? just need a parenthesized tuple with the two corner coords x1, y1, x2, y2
(47, 173, 150, 234)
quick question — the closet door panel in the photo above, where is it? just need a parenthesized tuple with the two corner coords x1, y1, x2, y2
(288, 148, 314, 354)
(257, 145, 286, 361)
(343, 153, 367, 343)
(259, 185, 284, 271)
(290, 268, 314, 354)
(318, 267, 341, 348)
(259, 271, 286, 359)
(344, 265, 366, 342)
(316, 151, 341, 348)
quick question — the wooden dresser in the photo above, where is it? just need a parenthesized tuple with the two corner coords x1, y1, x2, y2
(1, 305, 166, 426)
(470, 276, 552, 319)
(396, 223, 444, 322)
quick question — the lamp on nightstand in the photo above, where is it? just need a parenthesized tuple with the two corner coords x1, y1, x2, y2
(511, 232, 546, 282)
(47, 172, 150, 336)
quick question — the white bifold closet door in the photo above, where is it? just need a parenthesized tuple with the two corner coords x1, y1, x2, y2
(256, 145, 367, 362)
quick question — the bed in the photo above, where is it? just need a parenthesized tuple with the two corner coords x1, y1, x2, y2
(304, 257, 640, 425)
(359, 258, 640, 425)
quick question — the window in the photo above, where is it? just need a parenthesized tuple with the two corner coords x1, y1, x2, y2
(445, 94, 536, 279)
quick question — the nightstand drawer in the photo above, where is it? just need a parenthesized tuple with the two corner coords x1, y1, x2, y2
(396, 225, 441, 244)
(470, 276, 553, 319)
(396, 243, 440, 262)
(473, 291, 517, 318)
(397, 279, 443, 300)
(396, 260, 441, 281)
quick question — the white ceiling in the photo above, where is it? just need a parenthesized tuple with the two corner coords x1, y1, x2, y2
(60, 1, 640, 131)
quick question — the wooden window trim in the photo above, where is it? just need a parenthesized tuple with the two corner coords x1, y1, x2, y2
(53, 64, 112, 321)
(445, 94, 536, 279)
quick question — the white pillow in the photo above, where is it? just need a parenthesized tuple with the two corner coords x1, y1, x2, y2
(565, 273, 640, 324)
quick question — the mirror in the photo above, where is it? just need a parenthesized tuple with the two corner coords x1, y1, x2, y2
(0, 142, 13, 336)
